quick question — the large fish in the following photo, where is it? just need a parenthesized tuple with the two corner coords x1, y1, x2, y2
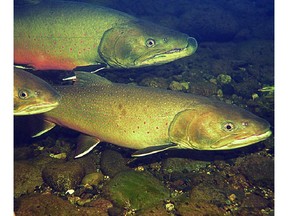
(14, 1, 198, 70)
(32, 72, 271, 157)
(14, 68, 60, 115)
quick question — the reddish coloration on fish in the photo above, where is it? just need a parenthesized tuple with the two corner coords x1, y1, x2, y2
(14, 1, 197, 70)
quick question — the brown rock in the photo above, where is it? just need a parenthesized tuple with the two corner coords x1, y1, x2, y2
(42, 160, 85, 192)
(177, 201, 226, 216)
(15, 194, 82, 216)
(14, 161, 43, 198)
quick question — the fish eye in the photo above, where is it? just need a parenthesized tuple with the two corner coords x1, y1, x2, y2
(145, 38, 156, 47)
(223, 122, 234, 132)
(18, 89, 29, 99)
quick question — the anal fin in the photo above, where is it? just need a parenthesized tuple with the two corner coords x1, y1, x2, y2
(132, 143, 178, 157)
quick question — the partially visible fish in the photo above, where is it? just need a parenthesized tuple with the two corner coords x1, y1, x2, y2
(14, 1, 198, 70)
(32, 72, 271, 158)
(14, 68, 60, 115)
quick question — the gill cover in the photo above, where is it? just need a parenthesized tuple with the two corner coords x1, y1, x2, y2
(168, 109, 199, 148)
(169, 108, 222, 150)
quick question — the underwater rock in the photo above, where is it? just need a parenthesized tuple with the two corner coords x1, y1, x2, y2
(138, 203, 170, 216)
(103, 170, 170, 210)
(177, 201, 226, 216)
(233, 77, 260, 98)
(189, 183, 228, 206)
(42, 160, 85, 192)
(188, 81, 218, 97)
(75, 149, 102, 174)
(235, 40, 274, 65)
(234, 154, 274, 188)
(100, 150, 130, 177)
(14, 146, 36, 160)
(217, 74, 232, 84)
(15, 193, 111, 216)
(162, 158, 210, 176)
(80, 198, 113, 215)
(139, 76, 169, 89)
(15, 194, 81, 216)
(81, 172, 104, 187)
(14, 161, 43, 198)
(241, 193, 270, 209)
(169, 81, 185, 91)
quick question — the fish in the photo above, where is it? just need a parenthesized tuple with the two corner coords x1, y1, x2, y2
(14, 1, 198, 70)
(14, 68, 61, 115)
(31, 72, 272, 158)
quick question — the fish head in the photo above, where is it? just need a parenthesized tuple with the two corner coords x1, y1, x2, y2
(169, 100, 272, 150)
(99, 20, 197, 68)
(14, 69, 61, 115)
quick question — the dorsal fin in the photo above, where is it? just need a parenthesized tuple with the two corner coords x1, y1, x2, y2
(73, 71, 112, 86)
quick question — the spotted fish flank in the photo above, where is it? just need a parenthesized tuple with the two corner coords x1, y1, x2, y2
(31, 72, 271, 158)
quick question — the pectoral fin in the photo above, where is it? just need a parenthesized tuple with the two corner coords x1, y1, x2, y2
(131, 143, 178, 157)
(74, 134, 101, 158)
(31, 119, 56, 138)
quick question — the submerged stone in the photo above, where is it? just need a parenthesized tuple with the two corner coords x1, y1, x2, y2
(81, 172, 104, 187)
(42, 160, 85, 192)
(100, 150, 130, 177)
(14, 161, 43, 198)
(15, 193, 111, 216)
(162, 158, 210, 176)
(103, 171, 170, 210)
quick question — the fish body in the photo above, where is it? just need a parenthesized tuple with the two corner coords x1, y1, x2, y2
(14, 68, 60, 115)
(14, 1, 197, 70)
(34, 72, 271, 157)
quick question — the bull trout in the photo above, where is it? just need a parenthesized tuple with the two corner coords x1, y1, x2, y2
(31, 72, 271, 157)
(14, 68, 60, 115)
(14, 1, 198, 70)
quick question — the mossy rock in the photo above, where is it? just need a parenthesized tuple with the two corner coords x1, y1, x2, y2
(103, 171, 170, 210)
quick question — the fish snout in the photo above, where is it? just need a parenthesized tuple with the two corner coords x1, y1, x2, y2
(187, 37, 198, 54)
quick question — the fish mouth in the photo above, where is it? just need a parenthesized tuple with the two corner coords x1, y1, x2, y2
(137, 37, 198, 66)
(14, 102, 59, 116)
(213, 130, 272, 150)
(154, 37, 198, 58)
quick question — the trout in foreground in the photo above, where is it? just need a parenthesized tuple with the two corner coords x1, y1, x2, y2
(14, 1, 197, 70)
(32, 72, 271, 157)
(14, 68, 60, 115)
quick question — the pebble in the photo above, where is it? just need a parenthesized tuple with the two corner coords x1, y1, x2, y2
(81, 172, 104, 187)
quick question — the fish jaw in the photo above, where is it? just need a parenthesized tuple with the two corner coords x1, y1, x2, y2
(136, 37, 198, 67)
(14, 101, 59, 116)
(213, 130, 272, 150)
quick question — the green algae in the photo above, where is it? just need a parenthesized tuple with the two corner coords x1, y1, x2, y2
(104, 171, 170, 211)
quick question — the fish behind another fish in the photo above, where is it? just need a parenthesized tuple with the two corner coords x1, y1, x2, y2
(14, 68, 60, 115)
(31, 72, 271, 158)
(14, 1, 198, 70)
